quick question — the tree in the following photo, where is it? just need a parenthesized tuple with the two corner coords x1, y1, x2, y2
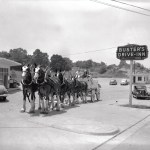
(9, 48, 29, 64)
(32, 49, 50, 67)
(0, 51, 10, 59)
(99, 65, 107, 74)
(86, 59, 93, 69)
(50, 54, 72, 71)
(63, 57, 73, 71)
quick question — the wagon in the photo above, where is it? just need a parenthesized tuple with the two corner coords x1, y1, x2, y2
(79, 76, 101, 102)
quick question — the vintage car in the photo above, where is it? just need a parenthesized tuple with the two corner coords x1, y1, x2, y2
(132, 85, 150, 99)
(0, 83, 8, 100)
(120, 79, 128, 85)
(109, 79, 117, 85)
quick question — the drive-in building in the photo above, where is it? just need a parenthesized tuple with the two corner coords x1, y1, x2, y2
(0, 57, 21, 88)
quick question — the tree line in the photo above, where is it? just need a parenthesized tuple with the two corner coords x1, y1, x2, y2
(0, 48, 148, 73)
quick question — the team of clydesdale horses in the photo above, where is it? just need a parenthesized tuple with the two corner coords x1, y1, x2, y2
(21, 64, 89, 114)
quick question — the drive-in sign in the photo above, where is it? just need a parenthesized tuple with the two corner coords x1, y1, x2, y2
(116, 44, 148, 60)
(116, 44, 148, 106)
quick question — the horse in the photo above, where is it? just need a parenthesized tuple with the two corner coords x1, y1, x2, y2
(21, 65, 38, 113)
(71, 76, 88, 104)
(34, 66, 61, 113)
(57, 74, 72, 106)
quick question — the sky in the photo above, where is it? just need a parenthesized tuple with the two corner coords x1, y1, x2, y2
(0, 0, 150, 68)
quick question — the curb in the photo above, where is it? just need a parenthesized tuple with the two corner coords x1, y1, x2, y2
(51, 118, 120, 136)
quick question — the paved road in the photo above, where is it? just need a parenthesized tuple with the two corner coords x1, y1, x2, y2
(96, 114, 150, 150)
(113, 121, 150, 150)
(0, 79, 150, 150)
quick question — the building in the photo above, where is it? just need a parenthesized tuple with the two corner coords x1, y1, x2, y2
(133, 73, 150, 84)
(0, 58, 21, 88)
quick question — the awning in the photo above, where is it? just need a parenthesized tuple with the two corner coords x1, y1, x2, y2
(0, 58, 22, 67)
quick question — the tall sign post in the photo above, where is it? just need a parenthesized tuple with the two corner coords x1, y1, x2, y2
(116, 44, 148, 106)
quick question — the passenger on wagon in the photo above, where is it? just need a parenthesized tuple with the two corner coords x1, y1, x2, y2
(74, 71, 80, 87)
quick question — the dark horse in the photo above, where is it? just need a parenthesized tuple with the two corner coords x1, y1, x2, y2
(34, 66, 61, 113)
(57, 72, 72, 106)
(71, 76, 88, 104)
(21, 65, 38, 113)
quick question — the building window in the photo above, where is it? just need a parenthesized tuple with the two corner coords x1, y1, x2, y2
(0, 68, 8, 80)
(138, 76, 142, 81)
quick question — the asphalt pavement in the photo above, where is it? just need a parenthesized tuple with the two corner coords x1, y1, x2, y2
(1, 84, 150, 150)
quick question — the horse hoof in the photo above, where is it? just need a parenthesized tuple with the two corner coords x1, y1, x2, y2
(29, 109, 35, 113)
(40, 111, 45, 114)
(20, 108, 26, 112)
(61, 104, 65, 108)
(56, 107, 61, 111)
(45, 111, 49, 114)
(38, 107, 41, 110)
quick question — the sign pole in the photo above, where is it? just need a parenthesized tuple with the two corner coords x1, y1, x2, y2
(129, 60, 133, 106)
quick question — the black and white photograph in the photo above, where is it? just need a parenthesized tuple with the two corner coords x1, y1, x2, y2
(0, 0, 150, 150)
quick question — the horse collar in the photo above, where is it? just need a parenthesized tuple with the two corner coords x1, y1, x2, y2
(21, 79, 32, 86)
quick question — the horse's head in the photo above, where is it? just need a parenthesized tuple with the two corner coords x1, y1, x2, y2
(22, 65, 30, 78)
(22, 65, 33, 85)
(34, 65, 45, 83)
(71, 76, 77, 85)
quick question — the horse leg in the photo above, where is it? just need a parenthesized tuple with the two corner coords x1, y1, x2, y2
(44, 98, 49, 114)
(67, 92, 72, 106)
(38, 96, 42, 110)
(40, 97, 45, 113)
(50, 94, 55, 110)
(85, 91, 87, 103)
(21, 90, 26, 112)
(96, 88, 101, 101)
(91, 89, 95, 102)
(72, 93, 76, 106)
(81, 92, 84, 103)
(29, 93, 35, 113)
(56, 92, 61, 111)
(81, 92, 85, 103)
(76, 93, 80, 104)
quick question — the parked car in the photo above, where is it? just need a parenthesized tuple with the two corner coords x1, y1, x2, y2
(109, 79, 117, 85)
(132, 85, 150, 99)
(0, 83, 8, 101)
(120, 79, 128, 85)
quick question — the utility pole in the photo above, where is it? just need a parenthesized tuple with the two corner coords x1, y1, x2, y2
(129, 60, 133, 106)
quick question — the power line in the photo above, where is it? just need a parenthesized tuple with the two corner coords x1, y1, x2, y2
(67, 46, 117, 56)
(90, 0, 150, 17)
(111, 0, 150, 12)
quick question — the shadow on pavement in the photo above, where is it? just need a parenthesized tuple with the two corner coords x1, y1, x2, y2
(0, 99, 9, 103)
(120, 104, 150, 109)
(8, 89, 21, 95)
(28, 109, 67, 117)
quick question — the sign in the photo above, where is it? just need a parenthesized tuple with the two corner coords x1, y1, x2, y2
(116, 44, 148, 60)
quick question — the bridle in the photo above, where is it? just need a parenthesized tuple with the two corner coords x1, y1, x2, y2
(34, 68, 45, 85)
(22, 67, 33, 86)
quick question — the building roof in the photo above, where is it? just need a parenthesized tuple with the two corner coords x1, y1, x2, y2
(0, 57, 21, 67)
